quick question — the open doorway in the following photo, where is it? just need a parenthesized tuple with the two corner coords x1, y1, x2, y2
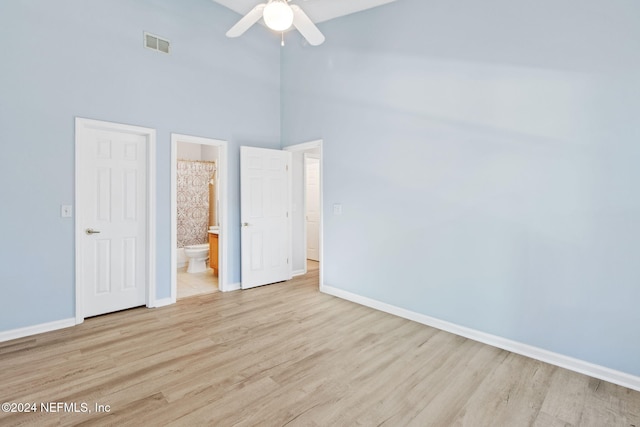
(171, 134, 228, 302)
(305, 154, 320, 276)
(283, 140, 323, 288)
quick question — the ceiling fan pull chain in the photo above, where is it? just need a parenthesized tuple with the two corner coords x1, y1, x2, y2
(281, 32, 285, 47)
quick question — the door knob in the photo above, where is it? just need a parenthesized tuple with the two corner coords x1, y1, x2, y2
(85, 228, 101, 235)
(242, 222, 250, 227)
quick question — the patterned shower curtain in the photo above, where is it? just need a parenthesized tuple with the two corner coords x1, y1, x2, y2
(176, 160, 216, 248)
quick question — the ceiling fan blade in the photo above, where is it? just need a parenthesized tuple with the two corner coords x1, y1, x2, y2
(290, 5, 325, 46)
(226, 4, 266, 38)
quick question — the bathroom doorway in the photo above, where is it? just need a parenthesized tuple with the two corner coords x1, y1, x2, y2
(170, 134, 228, 301)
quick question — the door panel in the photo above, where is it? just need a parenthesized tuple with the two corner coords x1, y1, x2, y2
(240, 146, 292, 289)
(78, 127, 147, 317)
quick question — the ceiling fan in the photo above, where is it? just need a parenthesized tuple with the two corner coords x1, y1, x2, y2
(226, 0, 325, 46)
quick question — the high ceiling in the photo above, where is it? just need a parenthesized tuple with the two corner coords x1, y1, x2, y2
(211, 0, 398, 24)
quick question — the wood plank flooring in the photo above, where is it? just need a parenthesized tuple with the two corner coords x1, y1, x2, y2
(1, 262, 639, 426)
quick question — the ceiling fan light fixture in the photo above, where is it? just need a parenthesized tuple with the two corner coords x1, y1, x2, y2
(263, 0, 294, 32)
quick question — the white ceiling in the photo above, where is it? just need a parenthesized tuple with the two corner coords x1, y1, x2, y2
(212, 0, 398, 24)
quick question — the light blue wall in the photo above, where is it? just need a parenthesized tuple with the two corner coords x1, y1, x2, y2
(281, 0, 640, 375)
(0, 0, 281, 330)
(2, 0, 639, 380)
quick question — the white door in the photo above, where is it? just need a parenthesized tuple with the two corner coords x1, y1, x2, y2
(240, 146, 292, 289)
(305, 157, 320, 261)
(77, 123, 148, 317)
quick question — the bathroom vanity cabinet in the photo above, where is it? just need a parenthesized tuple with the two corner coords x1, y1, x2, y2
(209, 232, 219, 276)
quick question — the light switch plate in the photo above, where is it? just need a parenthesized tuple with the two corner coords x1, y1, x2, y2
(61, 205, 73, 218)
(333, 204, 342, 215)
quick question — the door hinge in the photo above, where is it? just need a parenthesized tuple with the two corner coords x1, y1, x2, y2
(287, 257, 289, 264)
(286, 164, 289, 172)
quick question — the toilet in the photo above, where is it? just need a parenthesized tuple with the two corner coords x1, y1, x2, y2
(183, 243, 209, 273)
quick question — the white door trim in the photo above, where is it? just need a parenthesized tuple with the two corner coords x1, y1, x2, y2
(283, 140, 323, 287)
(75, 118, 157, 324)
(171, 133, 229, 297)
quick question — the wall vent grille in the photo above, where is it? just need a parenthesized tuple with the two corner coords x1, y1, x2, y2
(144, 32, 170, 54)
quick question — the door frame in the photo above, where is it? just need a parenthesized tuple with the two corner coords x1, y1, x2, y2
(75, 118, 157, 324)
(283, 140, 323, 286)
(171, 133, 229, 297)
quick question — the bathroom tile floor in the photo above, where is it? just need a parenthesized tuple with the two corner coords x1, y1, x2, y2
(177, 260, 317, 300)
(177, 266, 218, 299)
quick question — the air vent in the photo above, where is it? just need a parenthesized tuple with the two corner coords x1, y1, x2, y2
(144, 32, 170, 54)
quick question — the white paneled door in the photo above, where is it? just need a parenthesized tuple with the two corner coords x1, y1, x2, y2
(77, 121, 149, 317)
(240, 146, 292, 289)
(305, 156, 320, 261)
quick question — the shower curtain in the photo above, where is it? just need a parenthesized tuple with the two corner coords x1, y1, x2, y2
(176, 160, 216, 248)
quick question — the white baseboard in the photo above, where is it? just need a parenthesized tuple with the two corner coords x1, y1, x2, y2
(222, 282, 241, 292)
(292, 269, 306, 277)
(320, 285, 640, 392)
(152, 297, 175, 308)
(0, 318, 76, 343)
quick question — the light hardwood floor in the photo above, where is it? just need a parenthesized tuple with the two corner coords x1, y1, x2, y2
(1, 261, 638, 426)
